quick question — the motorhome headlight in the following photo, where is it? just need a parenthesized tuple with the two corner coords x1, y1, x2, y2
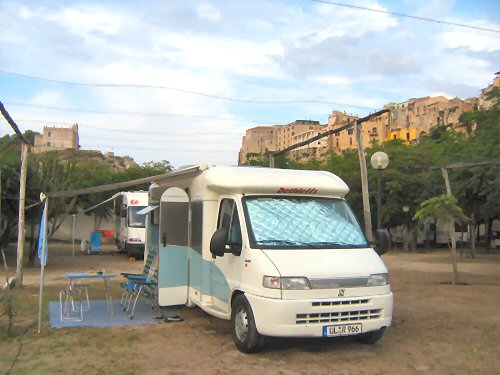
(367, 273, 389, 286)
(263, 276, 311, 290)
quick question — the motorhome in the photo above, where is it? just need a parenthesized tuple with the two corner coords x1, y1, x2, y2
(144, 165, 392, 352)
(114, 191, 149, 258)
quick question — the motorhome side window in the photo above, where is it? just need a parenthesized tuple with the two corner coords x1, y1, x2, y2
(217, 199, 242, 251)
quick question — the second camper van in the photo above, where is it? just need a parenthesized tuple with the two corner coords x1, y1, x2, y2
(114, 191, 148, 258)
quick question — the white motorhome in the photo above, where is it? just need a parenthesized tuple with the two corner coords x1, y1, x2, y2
(114, 191, 149, 258)
(145, 165, 392, 352)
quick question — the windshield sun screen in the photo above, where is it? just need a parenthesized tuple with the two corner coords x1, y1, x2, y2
(243, 197, 368, 249)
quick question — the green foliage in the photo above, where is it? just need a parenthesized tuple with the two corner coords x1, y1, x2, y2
(413, 195, 469, 225)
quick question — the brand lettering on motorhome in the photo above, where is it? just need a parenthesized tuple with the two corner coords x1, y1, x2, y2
(130, 199, 139, 205)
(276, 187, 318, 194)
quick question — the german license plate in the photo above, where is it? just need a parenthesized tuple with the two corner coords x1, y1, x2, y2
(323, 323, 362, 337)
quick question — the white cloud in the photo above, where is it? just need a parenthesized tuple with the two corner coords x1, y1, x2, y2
(196, 3, 221, 22)
(441, 28, 500, 52)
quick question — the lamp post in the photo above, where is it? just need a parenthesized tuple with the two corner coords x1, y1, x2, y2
(370, 151, 390, 230)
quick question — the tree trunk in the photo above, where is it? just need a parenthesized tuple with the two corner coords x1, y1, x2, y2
(403, 224, 409, 252)
(16, 143, 29, 288)
(469, 214, 476, 259)
(49, 197, 77, 238)
(441, 167, 459, 285)
(486, 217, 494, 252)
(28, 221, 38, 267)
(355, 120, 373, 242)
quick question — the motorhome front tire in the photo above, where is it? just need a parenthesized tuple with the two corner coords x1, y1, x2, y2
(231, 294, 265, 353)
(355, 327, 385, 344)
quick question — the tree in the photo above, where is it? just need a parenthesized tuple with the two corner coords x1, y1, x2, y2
(413, 194, 469, 285)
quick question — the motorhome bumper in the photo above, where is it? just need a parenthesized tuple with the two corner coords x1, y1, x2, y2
(245, 292, 393, 338)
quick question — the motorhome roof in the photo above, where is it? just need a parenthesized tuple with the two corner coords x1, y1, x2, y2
(203, 166, 349, 196)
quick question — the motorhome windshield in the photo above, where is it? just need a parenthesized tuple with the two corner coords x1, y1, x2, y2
(243, 196, 368, 249)
(128, 206, 147, 228)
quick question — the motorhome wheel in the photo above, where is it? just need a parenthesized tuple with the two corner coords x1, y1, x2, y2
(231, 295, 265, 353)
(355, 328, 385, 344)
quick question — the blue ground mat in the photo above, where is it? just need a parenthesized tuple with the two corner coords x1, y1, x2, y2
(49, 299, 181, 328)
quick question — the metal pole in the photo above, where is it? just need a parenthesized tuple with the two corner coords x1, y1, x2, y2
(377, 168, 382, 230)
(37, 197, 48, 334)
(72, 214, 76, 257)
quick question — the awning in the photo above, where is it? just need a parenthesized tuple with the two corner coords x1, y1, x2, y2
(136, 205, 158, 215)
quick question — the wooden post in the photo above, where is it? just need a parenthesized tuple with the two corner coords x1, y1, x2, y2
(0, 168, 2, 227)
(16, 143, 29, 287)
(441, 167, 459, 285)
(355, 120, 373, 242)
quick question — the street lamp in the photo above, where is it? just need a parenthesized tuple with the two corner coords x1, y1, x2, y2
(370, 151, 390, 230)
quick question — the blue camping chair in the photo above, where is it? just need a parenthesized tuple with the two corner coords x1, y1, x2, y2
(120, 246, 158, 312)
(90, 231, 101, 254)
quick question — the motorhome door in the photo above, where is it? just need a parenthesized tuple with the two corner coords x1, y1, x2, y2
(158, 187, 190, 306)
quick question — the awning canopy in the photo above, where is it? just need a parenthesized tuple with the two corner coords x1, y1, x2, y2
(136, 205, 158, 215)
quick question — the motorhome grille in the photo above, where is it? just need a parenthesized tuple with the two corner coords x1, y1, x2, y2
(296, 308, 382, 325)
(311, 299, 369, 307)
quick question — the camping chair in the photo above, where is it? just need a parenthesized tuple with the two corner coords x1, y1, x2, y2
(125, 264, 159, 320)
(120, 246, 158, 310)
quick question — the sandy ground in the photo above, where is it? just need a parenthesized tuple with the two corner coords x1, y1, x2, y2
(1, 243, 500, 375)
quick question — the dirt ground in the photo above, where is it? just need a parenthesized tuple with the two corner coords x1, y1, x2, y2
(1, 243, 500, 375)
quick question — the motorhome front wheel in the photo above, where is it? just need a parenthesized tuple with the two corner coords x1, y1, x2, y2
(231, 295, 265, 353)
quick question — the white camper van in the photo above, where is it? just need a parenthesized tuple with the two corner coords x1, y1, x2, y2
(114, 191, 149, 258)
(146, 165, 392, 352)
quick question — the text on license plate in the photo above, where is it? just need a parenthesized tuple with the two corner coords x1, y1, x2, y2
(323, 323, 362, 337)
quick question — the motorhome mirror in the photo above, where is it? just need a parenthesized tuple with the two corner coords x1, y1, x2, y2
(210, 228, 228, 258)
(374, 229, 389, 256)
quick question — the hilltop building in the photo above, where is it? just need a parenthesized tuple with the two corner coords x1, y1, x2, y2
(33, 124, 80, 153)
(238, 85, 487, 164)
(479, 71, 500, 110)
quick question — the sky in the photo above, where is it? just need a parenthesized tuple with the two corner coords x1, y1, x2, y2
(0, 0, 499, 168)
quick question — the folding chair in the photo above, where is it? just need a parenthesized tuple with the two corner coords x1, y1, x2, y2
(120, 246, 158, 309)
(126, 264, 159, 320)
(59, 289, 84, 322)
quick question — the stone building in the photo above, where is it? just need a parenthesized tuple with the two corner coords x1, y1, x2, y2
(33, 124, 79, 153)
(239, 82, 489, 163)
(238, 120, 326, 164)
(479, 72, 500, 110)
(238, 125, 280, 165)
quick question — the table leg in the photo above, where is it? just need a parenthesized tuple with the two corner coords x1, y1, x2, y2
(103, 277, 114, 315)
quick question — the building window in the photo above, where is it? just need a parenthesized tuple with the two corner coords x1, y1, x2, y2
(393, 135, 397, 140)
(48, 131, 52, 137)
(372, 127, 378, 135)
(349, 138, 352, 146)
(406, 133, 410, 141)
(47, 141, 51, 147)
(292, 132, 294, 136)
(347, 128, 353, 135)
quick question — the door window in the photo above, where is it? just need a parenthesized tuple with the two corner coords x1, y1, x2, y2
(217, 199, 242, 253)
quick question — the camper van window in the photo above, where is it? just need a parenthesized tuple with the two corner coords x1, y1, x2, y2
(128, 206, 147, 228)
(243, 197, 368, 249)
(217, 199, 242, 249)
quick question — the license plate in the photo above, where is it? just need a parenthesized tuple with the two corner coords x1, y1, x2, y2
(323, 323, 362, 337)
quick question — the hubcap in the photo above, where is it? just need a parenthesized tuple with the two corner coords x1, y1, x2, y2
(234, 306, 248, 342)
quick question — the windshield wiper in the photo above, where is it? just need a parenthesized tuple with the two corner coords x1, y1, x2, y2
(308, 242, 366, 248)
(256, 239, 319, 248)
